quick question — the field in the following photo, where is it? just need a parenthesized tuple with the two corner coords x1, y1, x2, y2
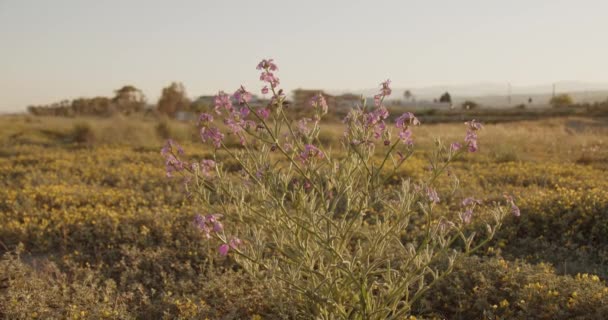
(1, 114, 608, 319)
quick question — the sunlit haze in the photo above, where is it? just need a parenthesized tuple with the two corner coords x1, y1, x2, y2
(1, 0, 607, 111)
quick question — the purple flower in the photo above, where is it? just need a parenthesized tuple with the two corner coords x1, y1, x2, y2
(194, 214, 224, 239)
(304, 180, 312, 190)
(365, 106, 388, 126)
(200, 127, 225, 148)
(399, 128, 413, 145)
(310, 93, 328, 115)
(465, 130, 478, 152)
(460, 197, 482, 224)
(373, 94, 382, 107)
(161, 140, 187, 177)
(261, 86, 269, 95)
(297, 118, 313, 136)
(427, 187, 440, 203)
(299, 144, 324, 164)
(269, 91, 285, 106)
(233, 86, 252, 104)
(373, 121, 386, 139)
(197, 113, 214, 126)
(283, 142, 293, 152)
(395, 112, 420, 128)
(511, 203, 521, 217)
(257, 108, 270, 119)
(224, 110, 255, 145)
(450, 142, 462, 152)
(256, 58, 278, 71)
(200, 159, 216, 177)
(358, 106, 389, 140)
(465, 119, 483, 131)
(218, 244, 230, 256)
(239, 106, 250, 118)
(229, 238, 242, 249)
(164, 155, 186, 177)
(380, 79, 392, 97)
(212, 220, 223, 233)
(462, 120, 482, 152)
(194, 214, 223, 238)
(214, 91, 233, 114)
(504, 194, 521, 217)
(461, 209, 473, 224)
(462, 197, 482, 207)
(394, 112, 419, 145)
(161, 139, 184, 156)
(194, 214, 210, 237)
(260, 72, 280, 88)
(218, 237, 242, 256)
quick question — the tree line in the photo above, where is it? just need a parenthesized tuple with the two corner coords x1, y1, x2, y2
(28, 82, 195, 117)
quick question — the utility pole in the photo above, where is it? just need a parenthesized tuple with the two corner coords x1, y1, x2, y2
(507, 82, 512, 105)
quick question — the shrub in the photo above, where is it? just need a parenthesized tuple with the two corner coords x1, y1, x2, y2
(420, 256, 608, 319)
(155, 118, 173, 139)
(0, 246, 133, 319)
(161, 59, 519, 318)
(550, 94, 574, 108)
(71, 122, 96, 144)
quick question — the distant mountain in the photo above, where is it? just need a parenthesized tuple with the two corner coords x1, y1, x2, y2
(329, 81, 608, 107)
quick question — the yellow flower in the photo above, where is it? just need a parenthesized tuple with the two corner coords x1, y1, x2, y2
(499, 299, 510, 308)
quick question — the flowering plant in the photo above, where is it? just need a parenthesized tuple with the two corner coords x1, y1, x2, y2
(161, 59, 518, 319)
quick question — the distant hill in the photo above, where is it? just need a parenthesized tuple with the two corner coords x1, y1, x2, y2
(331, 81, 608, 108)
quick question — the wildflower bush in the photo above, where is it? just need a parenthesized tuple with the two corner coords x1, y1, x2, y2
(162, 59, 519, 318)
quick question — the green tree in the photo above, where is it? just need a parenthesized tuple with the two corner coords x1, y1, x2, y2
(157, 82, 191, 117)
(113, 85, 147, 114)
(403, 90, 412, 101)
(550, 94, 573, 108)
(439, 92, 452, 104)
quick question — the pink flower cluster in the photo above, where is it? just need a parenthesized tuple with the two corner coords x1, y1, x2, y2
(299, 144, 324, 164)
(427, 187, 440, 203)
(257, 58, 280, 89)
(310, 93, 328, 115)
(199, 159, 216, 178)
(358, 108, 387, 141)
(194, 214, 243, 256)
(504, 194, 521, 217)
(224, 108, 255, 145)
(201, 59, 287, 149)
(449, 120, 482, 153)
(464, 119, 482, 152)
(219, 238, 243, 257)
(460, 197, 482, 224)
(256, 58, 278, 72)
(257, 107, 270, 119)
(198, 113, 225, 148)
(297, 118, 313, 137)
(233, 85, 252, 104)
(395, 112, 420, 145)
(194, 213, 224, 238)
(373, 79, 392, 107)
(214, 91, 232, 114)
(160, 139, 186, 177)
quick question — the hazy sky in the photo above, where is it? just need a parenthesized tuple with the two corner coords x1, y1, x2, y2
(1, 0, 607, 111)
